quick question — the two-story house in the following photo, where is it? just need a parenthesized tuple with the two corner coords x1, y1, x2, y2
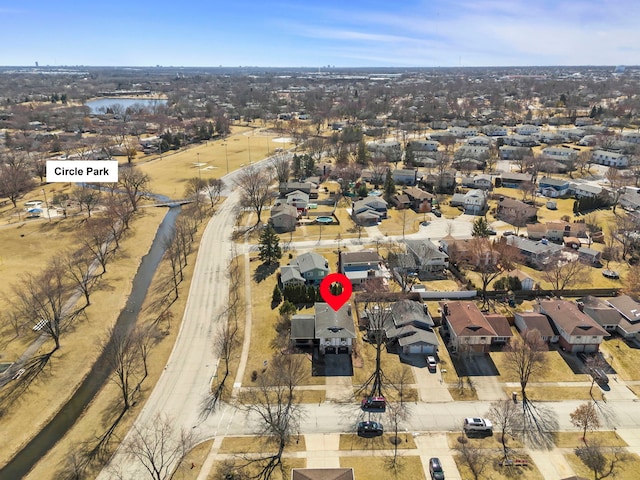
(537, 299, 609, 353)
(440, 301, 499, 354)
(403, 186, 435, 212)
(506, 236, 564, 268)
(496, 197, 538, 226)
(590, 149, 629, 167)
(538, 176, 571, 198)
(339, 250, 386, 286)
(404, 239, 449, 279)
(290, 303, 355, 354)
(289, 252, 330, 285)
(351, 197, 388, 226)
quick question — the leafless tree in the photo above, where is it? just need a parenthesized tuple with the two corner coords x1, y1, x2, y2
(119, 165, 150, 212)
(504, 329, 546, 402)
(541, 252, 590, 293)
(240, 354, 308, 480)
(0, 152, 36, 207)
(624, 264, 640, 299)
(575, 441, 629, 480)
(235, 165, 273, 225)
(72, 183, 102, 217)
(454, 435, 490, 480)
(271, 154, 291, 184)
(10, 258, 72, 351)
(63, 249, 97, 307)
(124, 413, 194, 480)
(486, 399, 522, 461)
(184, 177, 207, 207)
(605, 167, 625, 214)
(78, 217, 113, 274)
(206, 177, 223, 208)
(103, 195, 133, 248)
(103, 324, 142, 412)
(570, 402, 601, 441)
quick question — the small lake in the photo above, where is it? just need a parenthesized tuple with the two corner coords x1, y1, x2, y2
(86, 97, 167, 114)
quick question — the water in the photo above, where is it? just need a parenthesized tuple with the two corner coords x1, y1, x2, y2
(0, 206, 181, 479)
(86, 97, 167, 114)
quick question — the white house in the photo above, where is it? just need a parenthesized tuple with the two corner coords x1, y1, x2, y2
(285, 190, 310, 210)
(409, 139, 439, 152)
(541, 146, 578, 161)
(590, 149, 629, 167)
(515, 124, 541, 135)
(463, 189, 487, 215)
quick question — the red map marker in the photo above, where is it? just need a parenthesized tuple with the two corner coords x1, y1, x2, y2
(319, 273, 353, 311)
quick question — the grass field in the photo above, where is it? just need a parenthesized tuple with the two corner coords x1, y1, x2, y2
(553, 431, 628, 448)
(340, 455, 426, 480)
(502, 386, 604, 401)
(490, 351, 582, 383)
(599, 337, 640, 381)
(565, 451, 640, 480)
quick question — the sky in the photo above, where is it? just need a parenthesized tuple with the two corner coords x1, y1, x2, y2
(1, 0, 639, 67)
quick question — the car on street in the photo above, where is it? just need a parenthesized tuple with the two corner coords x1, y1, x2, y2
(361, 396, 386, 412)
(502, 230, 514, 236)
(429, 457, 445, 480)
(426, 355, 438, 373)
(463, 417, 493, 434)
(357, 421, 384, 437)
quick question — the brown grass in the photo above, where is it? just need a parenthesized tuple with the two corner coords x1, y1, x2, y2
(446, 432, 524, 450)
(565, 451, 640, 480)
(23, 207, 207, 479)
(173, 439, 214, 480)
(207, 458, 305, 480)
(340, 455, 425, 480)
(339, 433, 416, 451)
(599, 337, 640, 381)
(502, 386, 604, 401)
(218, 436, 307, 454)
(490, 351, 582, 383)
(553, 430, 628, 448)
(455, 452, 545, 480)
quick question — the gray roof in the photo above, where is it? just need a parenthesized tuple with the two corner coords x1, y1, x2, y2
(281, 266, 304, 284)
(291, 252, 329, 275)
(314, 303, 355, 339)
(507, 236, 563, 255)
(539, 176, 569, 187)
(606, 295, 640, 322)
(405, 239, 449, 262)
(290, 315, 316, 339)
(340, 251, 381, 265)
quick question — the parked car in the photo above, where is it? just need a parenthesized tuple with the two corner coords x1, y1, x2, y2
(602, 270, 620, 279)
(503, 230, 514, 236)
(577, 351, 592, 363)
(361, 396, 386, 412)
(426, 355, 438, 373)
(429, 457, 445, 480)
(463, 417, 493, 434)
(590, 367, 609, 385)
(357, 421, 384, 437)
(432, 208, 442, 217)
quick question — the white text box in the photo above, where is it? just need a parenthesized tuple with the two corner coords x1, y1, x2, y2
(47, 161, 119, 183)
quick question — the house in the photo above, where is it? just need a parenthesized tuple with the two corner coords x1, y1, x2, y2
(351, 197, 388, 225)
(622, 131, 640, 144)
(409, 139, 439, 152)
(473, 174, 493, 190)
(485, 314, 513, 344)
(580, 296, 623, 334)
(503, 134, 539, 147)
(390, 193, 411, 209)
(496, 197, 538, 225)
(285, 190, 310, 210)
(526, 223, 548, 241)
(498, 171, 534, 188)
(606, 295, 640, 343)
(384, 299, 439, 354)
(571, 183, 606, 199)
(456, 145, 490, 160)
(515, 124, 541, 135)
(507, 269, 535, 290)
(403, 186, 435, 212)
(441, 236, 498, 267)
(482, 125, 508, 136)
(280, 266, 306, 287)
(279, 182, 318, 198)
(537, 299, 609, 352)
(463, 189, 488, 215)
(391, 168, 418, 186)
(270, 204, 298, 232)
(591, 150, 629, 167)
(315, 303, 356, 354)
(577, 246, 601, 265)
(499, 145, 530, 160)
(339, 250, 386, 286)
(404, 239, 449, 279)
(289, 252, 330, 285)
(466, 136, 492, 146)
(291, 468, 355, 480)
(421, 170, 456, 191)
(366, 139, 402, 157)
(290, 303, 356, 354)
(506, 236, 564, 268)
(514, 312, 559, 344)
(620, 190, 640, 211)
(544, 221, 587, 242)
(541, 146, 578, 161)
(440, 301, 499, 354)
(450, 126, 480, 138)
(538, 177, 571, 198)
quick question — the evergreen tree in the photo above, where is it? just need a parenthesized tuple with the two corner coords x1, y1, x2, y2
(357, 138, 369, 165)
(472, 217, 491, 237)
(258, 224, 282, 265)
(404, 142, 415, 167)
(272, 284, 282, 306)
(383, 170, 395, 202)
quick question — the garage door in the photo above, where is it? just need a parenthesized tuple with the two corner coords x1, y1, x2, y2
(584, 344, 598, 353)
(407, 344, 434, 354)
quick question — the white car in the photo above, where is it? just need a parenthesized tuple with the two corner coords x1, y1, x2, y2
(426, 356, 437, 372)
(463, 417, 493, 433)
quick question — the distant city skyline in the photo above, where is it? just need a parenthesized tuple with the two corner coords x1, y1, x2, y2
(1, 0, 639, 67)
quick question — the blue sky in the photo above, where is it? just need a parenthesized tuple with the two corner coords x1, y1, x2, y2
(1, 0, 639, 67)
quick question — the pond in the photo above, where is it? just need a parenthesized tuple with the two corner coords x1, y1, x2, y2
(85, 97, 167, 114)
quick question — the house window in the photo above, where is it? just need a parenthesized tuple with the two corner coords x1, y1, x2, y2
(592, 336, 597, 339)
(576, 335, 581, 339)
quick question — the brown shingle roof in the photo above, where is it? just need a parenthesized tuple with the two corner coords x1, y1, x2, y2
(485, 314, 513, 338)
(442, 301, 498, 337)
(539, 300, 609, 337)
(292, 468, 355, 480)
(516, 312, 556, 337)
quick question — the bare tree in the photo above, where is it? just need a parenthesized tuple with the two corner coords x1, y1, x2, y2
(575, 441, 629, 480)
(206, 177, 223, 208)
(11, 258, 72, 351)
(240, 354, 307, 480)
(63, 249, 97, 307)
(454, 435, 490, 480)
(235, 165, 273, 225)
(571, 402, 601, 441)
(486, 399, 522, 461)
(542, 253, 590, 293)
(605, 167, 625, 214)
(504, 329, 547, 402)
(72, 183, 102, 217)
(124, 413, 194, 480)
(119, 165, 150, 212)
(78, 217, 113, 274)
(271, 154, 291, 184)
(183, 177, 207, 207)
(624, 264, 640, 298)
(0, 152, 36, 207)
(103, 324, 142, 412)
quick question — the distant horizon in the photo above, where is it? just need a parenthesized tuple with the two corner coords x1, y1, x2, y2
(1, 1, 639, 67)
